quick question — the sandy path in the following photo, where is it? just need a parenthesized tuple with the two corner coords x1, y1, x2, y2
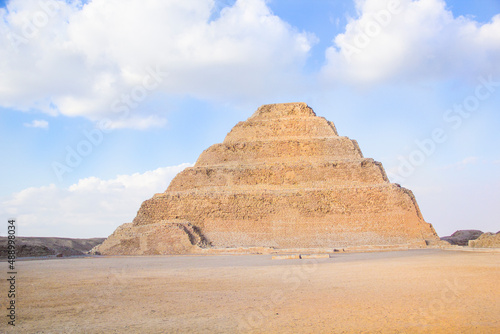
(1, 249, 499, 333)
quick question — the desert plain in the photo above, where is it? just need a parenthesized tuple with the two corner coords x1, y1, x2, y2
(1, 248, 499, 333)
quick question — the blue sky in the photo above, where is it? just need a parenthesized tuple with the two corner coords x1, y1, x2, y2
(1, 0, 499, 238)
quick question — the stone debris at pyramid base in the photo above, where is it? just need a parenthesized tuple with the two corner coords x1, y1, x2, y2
(94, 102, 440, 255)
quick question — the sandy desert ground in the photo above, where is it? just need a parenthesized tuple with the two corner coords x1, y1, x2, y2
(1, 249, 499, 333)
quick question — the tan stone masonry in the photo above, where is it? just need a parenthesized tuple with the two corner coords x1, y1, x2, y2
(96, 102, 439, 255)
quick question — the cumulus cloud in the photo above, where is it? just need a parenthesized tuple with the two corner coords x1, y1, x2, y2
(0, 163, 192, 237)
(23, 119, 49, 129)
(0, 0, 316, 128)
(322, 0, 500, 85)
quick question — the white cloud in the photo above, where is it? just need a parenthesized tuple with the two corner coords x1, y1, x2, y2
(0, 163, 193, 238)
(104, 115, 168, 130)
(322, 0, 500, 85)
(0, 0, 316, 128)
(439, 156, 479, 170)
(23, 119, 49, 129)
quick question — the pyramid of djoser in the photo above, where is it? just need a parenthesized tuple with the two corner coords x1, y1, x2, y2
(96, 103, 439, 255)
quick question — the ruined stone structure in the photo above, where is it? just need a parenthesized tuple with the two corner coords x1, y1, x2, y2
(97, 103, 439, 255)
(468, 232, 500, 248)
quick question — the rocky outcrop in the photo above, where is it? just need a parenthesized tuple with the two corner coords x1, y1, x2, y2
(97, 103, 439, 255)
(440, 230, 483, 246)
(468, 232, 500, 248)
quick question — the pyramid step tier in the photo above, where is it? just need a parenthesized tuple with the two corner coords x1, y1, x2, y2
(132, 186, 434, 248)
(168, 158, 389, 191)
(195, 137, 363, 166)
(224, 116, 338, 143)
(134, 185, 426, 228)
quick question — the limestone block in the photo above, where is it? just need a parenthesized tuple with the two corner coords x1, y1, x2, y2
(272, 254, 301, 260)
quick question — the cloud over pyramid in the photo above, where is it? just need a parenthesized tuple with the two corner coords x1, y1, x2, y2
(97, 103, 439, 254)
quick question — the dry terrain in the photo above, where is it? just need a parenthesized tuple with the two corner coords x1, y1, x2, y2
(1, 249, 499, 333)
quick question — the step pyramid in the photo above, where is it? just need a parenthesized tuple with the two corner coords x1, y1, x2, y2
(97, 103, 439, 255)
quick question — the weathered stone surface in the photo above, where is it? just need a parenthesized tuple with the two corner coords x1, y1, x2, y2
(468, 232, 500, 248)
(441, 230, 484, 246)
(93, 221, 207, 255)
(97, 102, 439, 255)
(300, 254, 331, 259)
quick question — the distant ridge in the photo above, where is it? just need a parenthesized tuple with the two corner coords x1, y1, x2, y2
(0, 236, 105, 258)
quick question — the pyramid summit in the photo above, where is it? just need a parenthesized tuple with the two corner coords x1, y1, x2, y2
(96, 103, 439, 255)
